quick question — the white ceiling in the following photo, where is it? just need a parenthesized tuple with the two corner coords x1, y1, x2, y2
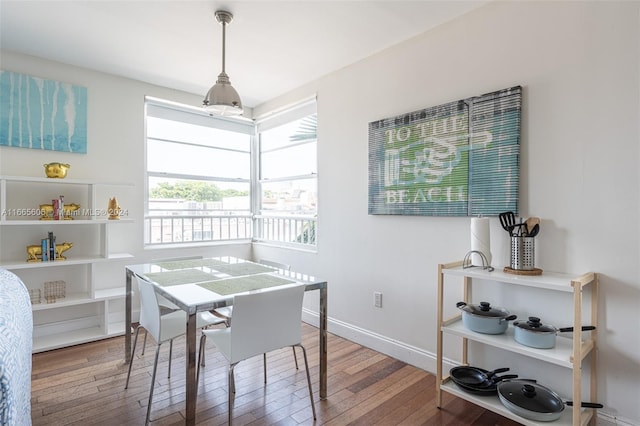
(0, 0, 488, 109)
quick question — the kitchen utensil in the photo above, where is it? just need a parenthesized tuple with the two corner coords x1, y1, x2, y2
(450, 366, 510, 387)
(499, 212, 517, 234)
(456, 301, 517, 334)
(497, 380, 602, 422)
(525, 217, 540, 235)
(513, 317, 596, 349)
(508, 222, 527, 237)
(453, 375, 532, 396)
(527, 223, 540, 237)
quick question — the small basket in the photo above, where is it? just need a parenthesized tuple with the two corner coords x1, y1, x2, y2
(29, 288, 42, 305)
(44, 280, 66, 303)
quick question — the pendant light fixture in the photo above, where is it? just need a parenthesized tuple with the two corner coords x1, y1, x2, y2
(203, 10, 243, 116)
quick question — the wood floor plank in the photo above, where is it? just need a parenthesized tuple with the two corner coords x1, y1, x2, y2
(31, 323, 521, 425)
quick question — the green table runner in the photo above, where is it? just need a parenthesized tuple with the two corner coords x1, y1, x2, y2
(144, 269, 218, 286)
(197, 274, 295, 295)
(152, 259, 272, 276)
(145, 260, 286, 289)
(210, 262, 273, 276)
(153, 258, 225, 270)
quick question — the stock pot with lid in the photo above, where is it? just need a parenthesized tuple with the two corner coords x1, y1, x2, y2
(456, 301, 517, 334)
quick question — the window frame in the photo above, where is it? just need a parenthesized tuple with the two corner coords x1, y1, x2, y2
(144, 97, 254, 247)
(143, 96, 317, 249)
(254, 98, 318, 247)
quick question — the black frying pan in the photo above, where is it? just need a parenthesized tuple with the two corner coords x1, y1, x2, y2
(449, 366, 510, 388)
(452, 374, 521, 396)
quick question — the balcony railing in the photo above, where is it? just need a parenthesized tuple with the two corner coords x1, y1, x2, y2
(145, 214, 253, 245)
(144, 213, 317, 247)
(254, 214, 317, 247)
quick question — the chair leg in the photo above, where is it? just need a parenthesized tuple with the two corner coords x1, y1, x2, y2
(125, 326, 141, 389)
(168, 339, 173, 378)
(146, 344, 162, 426)
(292, 346, 299, 369)
(263, 353, 267, 384)
(228, 364, 237, 425)
(197, 333, 206, 385)
(141, 329, 148, 355)
(299, 344, 317, 420)
(230, 363, 236, 395)
(200, 333, 206, 367)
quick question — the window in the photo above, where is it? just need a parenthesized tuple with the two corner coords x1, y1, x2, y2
(145, 99, 254, 246)
(144, 97, 317, 248)
(255, 99, 317, 246)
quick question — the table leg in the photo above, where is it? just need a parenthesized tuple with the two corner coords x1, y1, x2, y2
(319, 285, 328, 399)
(125, 268, 132, 363)
(185, 312, 198, 425)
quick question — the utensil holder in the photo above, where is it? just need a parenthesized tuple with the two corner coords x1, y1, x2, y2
(510, 236, 535, 270)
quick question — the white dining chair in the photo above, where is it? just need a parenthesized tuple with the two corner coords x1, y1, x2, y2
(140, 256, 204, 353)
(211, 259, 291, 322)
(199, 284, 316, 425)
(124, 275, 225, 426)
(210, 259, 299, 368)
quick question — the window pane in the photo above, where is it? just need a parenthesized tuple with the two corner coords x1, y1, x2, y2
(260, 114, 317, 179)
(148, 139, 250, 179)
(261, 178, 316, 214)
(261, 141, 316, 179)
(261, 117, 310, 150)
(147, 117, 250, 151)
(148, 176, 250, 213)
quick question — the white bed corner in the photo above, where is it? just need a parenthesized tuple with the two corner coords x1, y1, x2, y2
(0, 268, 33, 426)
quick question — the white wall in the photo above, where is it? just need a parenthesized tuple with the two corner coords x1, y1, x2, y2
(255, 1, 640, 424)
(0, 50, 252, 263)
(1, 1, 639, 424)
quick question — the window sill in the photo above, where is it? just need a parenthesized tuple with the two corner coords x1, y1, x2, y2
(251, 240, 318, 254)
(144, 239, 252, 250)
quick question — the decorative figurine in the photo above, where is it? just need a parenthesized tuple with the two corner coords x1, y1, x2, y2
(43, 162, 71, 178)
(108, 197, 121, 220)
(39, 203, 81, 220)
(27, 241, 73, 262)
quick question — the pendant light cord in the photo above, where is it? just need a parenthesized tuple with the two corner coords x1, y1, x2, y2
(221, 20, 226, 74)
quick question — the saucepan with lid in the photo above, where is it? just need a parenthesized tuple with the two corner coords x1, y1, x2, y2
(456, 301, 517, 334)
(497, 379, 602, 422)
(513, 317, 596, 349)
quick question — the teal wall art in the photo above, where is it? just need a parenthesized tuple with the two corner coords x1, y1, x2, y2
(368, 86, 522, 216)
(0, 71, 87, 153)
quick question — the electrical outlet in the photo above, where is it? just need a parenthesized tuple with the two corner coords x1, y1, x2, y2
(374, 291, 383, 308)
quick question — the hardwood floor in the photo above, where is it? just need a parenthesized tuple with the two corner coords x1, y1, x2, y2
(31, 323, 521, 425)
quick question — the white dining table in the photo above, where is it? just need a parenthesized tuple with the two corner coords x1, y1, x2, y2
(124, 256, 328, 425)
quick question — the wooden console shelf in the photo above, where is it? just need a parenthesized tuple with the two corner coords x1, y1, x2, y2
(435, 261, 598, 426)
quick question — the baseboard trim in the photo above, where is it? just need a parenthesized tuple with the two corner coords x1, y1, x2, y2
(596, 411, 639, 426)
(301, 308, 638, 426)
(301, 308, 443, 373)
